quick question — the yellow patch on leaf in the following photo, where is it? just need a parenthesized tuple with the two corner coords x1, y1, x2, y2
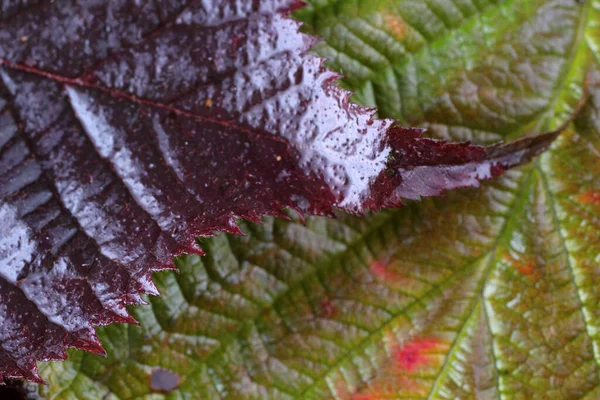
(383, 13, 408, 41)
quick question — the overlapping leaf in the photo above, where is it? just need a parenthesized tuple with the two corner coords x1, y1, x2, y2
(0, 0, 553, 384)
(25, 0, 600, 399)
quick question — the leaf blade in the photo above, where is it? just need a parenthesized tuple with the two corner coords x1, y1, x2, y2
(0, 0, 551, 383)
(27, 0, 600, 398)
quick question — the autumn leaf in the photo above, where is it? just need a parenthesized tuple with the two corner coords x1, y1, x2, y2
(0, 0, 554, 384)
(22, 0, 600, 399)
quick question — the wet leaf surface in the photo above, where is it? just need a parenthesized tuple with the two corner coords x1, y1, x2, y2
(0, 0, 552, 383)
(25, 1, 600, 398)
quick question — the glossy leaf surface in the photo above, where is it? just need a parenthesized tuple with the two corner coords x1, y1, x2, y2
(28, 0, 600, 398)
(0, 0, 550, 383)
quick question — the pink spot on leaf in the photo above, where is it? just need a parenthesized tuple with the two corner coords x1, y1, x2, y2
(370, 260, 402, 282)
(394, 338, 441, 372)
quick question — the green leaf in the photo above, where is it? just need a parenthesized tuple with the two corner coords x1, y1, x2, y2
(32, 0, 600, 399)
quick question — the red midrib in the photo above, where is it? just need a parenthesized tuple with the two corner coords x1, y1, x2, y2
(0, 58, 292, 146)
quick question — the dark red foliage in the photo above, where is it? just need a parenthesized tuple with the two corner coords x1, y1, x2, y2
(0, 0, 553, 383)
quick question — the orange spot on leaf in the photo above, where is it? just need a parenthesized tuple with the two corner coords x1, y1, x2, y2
(503, 254, 535, 275)
(517, 262, 534, 275)
(394, 338, 441, 372)
(578, 190, 600, 205)
(383, 14, 408, 41)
